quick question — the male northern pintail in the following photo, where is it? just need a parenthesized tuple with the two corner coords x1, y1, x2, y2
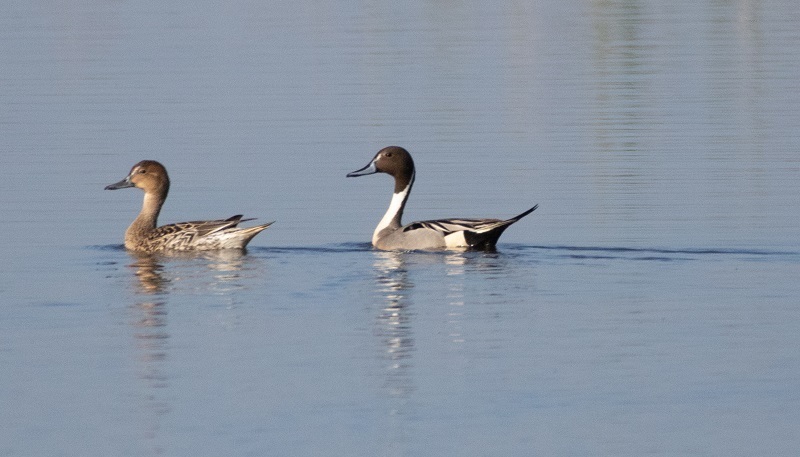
(105, 160, 273, 252)
(347, 146, 537, 250)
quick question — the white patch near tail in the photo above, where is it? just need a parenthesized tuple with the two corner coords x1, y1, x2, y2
(444, 231, 468, 248)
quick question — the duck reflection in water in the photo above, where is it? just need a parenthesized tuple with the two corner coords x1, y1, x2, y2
(127, 249, 253, 296)
(129, 252, 169, 295)
(123, 249, 253, 447)
(124, 253, 172, 444)
(372, 251, 416, 400)
(369, 250, 500, 399)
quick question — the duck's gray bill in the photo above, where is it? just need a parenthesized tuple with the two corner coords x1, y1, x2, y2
(346, 161, 377, 177)
(105, 177, 134, 190)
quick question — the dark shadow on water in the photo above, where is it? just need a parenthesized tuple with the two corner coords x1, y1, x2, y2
(248, 243, 514, 256)
(247, 243, 372, 255)
(504, 244, 800, 262)
(87, 244, 128, 252)
(91, 242, 799, 267)
(527, 245, 798, 256)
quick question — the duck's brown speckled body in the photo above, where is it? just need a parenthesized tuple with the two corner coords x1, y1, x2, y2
(105, 160, 272, 252)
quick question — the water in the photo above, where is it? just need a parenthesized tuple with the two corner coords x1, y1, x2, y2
(2, 1, 800, 455)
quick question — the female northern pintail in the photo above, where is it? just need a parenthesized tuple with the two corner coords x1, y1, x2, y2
(105, 160, 273, 252)
(347, 146, 537, 250)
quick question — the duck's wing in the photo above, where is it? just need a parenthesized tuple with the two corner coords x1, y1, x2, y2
(403, 218, 501, 235)
(147, 215, 270, 250)
(402, 205, 538, 248)
(152, 215, 246, 239)
(404, 205, 538, 235)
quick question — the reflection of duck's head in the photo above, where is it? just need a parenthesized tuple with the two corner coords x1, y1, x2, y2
(134, 301, 167, 329)
(128, 249, 252, 295)
(129, 253, 168, 294)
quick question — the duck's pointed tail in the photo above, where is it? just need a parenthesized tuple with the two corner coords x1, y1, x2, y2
(506, 204, 538, 224)
(232, 220, 274, 248)
(240, 220, 274, 236)
(465, 204, 538, 249)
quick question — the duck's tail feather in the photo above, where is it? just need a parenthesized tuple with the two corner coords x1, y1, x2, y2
(465, 204, 538, 248)
(507, 204, 538, 223)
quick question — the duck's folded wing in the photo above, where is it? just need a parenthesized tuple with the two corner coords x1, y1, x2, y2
(403, 218, 504, 235)
(403, 205, 538, 236)
(151, 215, 249, 240)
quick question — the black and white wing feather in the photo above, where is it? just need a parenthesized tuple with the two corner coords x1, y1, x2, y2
(403, 205, 538, 248)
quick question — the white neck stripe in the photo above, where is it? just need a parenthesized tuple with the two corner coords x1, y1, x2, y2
(373, 180, 411, 244)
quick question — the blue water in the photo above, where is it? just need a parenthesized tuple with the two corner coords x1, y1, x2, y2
(2, 1, 800, 456)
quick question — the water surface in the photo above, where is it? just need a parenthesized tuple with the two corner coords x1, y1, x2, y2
(2, 1, 799, 456)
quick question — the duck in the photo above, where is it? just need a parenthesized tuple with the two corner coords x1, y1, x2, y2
(105, 160, 272, 252)
(347, 146, 537, 250)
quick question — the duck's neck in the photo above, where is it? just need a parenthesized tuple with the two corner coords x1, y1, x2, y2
(126, 192, 165, 240)
(373, 171, 414, 245)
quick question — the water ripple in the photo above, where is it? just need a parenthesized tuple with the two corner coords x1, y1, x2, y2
(509, 244, 800, 262)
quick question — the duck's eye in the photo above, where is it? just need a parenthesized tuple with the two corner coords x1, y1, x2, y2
(138, 168, 146, 174)
(385, 152, 393, 158)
